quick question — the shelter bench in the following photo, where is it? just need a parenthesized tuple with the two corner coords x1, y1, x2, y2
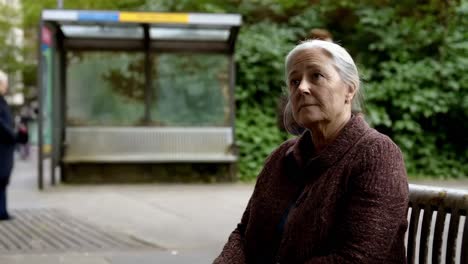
(60, 127, 237, 182)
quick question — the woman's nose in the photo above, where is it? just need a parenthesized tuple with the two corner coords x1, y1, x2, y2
(298, 80, 311, 94)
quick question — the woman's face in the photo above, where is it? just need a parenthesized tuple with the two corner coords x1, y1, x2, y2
(0, 82, 7, 95)
(287, 48, 351, 129)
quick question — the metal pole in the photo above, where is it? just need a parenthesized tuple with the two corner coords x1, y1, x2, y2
(143, 24, 152, 124)
(37, 23, 44, 190)
(57, 0, 63, 9)
(58, 29, 66, 185)
(50, 26, 57, 186)
(228, 54, 237, 180)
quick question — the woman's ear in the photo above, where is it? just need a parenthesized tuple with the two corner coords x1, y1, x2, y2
(346, 84, 357, 103)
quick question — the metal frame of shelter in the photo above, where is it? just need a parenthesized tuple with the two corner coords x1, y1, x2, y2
(37, 10, 242, 189)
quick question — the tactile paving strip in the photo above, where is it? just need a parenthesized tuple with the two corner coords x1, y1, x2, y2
(0, 208, 159, 254)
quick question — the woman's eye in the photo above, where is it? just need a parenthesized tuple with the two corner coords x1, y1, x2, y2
(290, 79, 300, 87)
(312, 72, 323, 79)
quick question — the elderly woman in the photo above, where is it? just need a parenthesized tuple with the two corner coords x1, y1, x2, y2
(0, 70, 15, 220)
(214, 40, 409, 264)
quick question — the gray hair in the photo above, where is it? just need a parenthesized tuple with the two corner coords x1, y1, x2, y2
(283, 40, 364, 135)
(0, 70, 7, 86)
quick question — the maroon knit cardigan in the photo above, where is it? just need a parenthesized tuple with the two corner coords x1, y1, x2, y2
(214, 115, 409, 264)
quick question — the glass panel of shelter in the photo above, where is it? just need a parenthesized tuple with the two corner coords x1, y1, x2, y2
(150, 53, 230, 127)
(62, 24, 232, 127)
(66, 51, 146, 126)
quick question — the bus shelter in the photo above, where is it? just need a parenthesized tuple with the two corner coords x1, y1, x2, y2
(37, 10, 242, 189)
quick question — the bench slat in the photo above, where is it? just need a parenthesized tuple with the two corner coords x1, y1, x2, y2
(446, 211, 460, 264)
(432, 209, 446, 264)
(419, 206, 433, 264)
(461, 215, 468, 264)
(408, 205, 420, 264)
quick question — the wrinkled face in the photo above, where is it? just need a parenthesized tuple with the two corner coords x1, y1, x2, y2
(287, 48, 351, 128)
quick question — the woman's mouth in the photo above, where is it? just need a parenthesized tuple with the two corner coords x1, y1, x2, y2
(299, 104, 318, 111)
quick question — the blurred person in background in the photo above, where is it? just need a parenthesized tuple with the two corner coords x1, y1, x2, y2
(215, 40, 409, 263)
(17, 106, 31, 160)
(0, 70, 15, 220)
(308, 28, 333, 42)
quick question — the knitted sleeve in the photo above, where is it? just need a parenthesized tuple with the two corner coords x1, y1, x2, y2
(305, 135, 409, 264)
(212, 199, 250, 264)
(213, 140, 294, 264)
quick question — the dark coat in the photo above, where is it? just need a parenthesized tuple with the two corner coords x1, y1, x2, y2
(0, 96, 15, 186)
(214, 115, 409, 264)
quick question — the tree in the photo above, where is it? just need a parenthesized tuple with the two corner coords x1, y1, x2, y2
(0, 2, 23, 80)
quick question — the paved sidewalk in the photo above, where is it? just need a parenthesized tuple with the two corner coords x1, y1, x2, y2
(1, 152, 467, 263)
(2, 154, 254, 263)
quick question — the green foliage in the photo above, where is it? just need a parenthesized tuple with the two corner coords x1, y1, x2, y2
(351, 1, 468, 178)
(233, 22, 294, 179)
(0, 2, 22, 74)
(236, 104, 286, 180)
(231, 0, 468, 180)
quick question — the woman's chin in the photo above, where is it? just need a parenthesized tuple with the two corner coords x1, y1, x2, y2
(298, 117, 324, 129)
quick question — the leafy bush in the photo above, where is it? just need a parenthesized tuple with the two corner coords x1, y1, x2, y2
(233, 0, 468, 180)
(352, 1, 468, 178)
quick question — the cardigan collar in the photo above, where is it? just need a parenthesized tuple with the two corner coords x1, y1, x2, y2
(285, 114, 370, 172)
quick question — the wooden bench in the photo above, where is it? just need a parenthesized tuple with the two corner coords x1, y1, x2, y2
(408, 184, 468, 264)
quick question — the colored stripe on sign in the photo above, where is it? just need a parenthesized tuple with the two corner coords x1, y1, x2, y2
(78, 11, 119, 22)
(41, 43, 50, 52)
(119, 12, 189, 24)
